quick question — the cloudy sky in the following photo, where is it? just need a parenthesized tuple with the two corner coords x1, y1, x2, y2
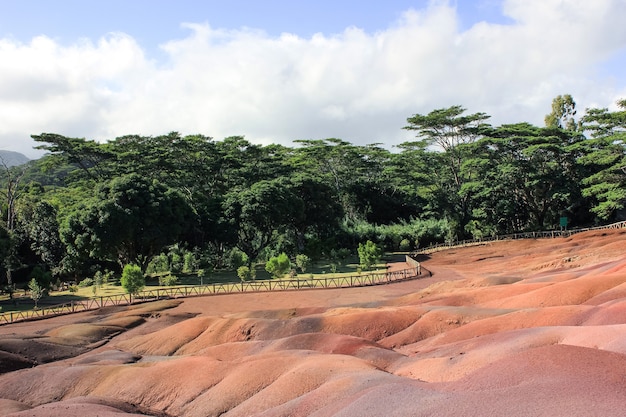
(1, 0, 625, 158)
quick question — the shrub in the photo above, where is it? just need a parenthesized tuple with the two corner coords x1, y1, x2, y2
(265, 253, 291, 278)
(399, 238, 411, 251)
(237, 265, 252, 281)
(121, 264, 145, 296)
(29, 266, 52, 292)
(78, 277, 94, 287)
(159, 274, 178, 286)
(147, 253, 170, 274)
(295, 254, 311, 273)
(29, 278, 45, 308)
(226, 248, 249, 269)
(183, 251, 199, 273)
(357, 240, 382, 271)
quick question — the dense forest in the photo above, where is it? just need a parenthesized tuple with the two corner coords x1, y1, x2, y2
(1, 95, 625, 287)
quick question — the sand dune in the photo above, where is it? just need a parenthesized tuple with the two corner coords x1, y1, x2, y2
(1, 228, 626, 416)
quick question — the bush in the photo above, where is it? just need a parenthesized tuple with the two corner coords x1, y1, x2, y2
(183, 251, 199, 273)
(226, 248, 249, 269)
(78, 277, 94, 288)
(265, 253, 291, 278)
(237, 265, 254, 281)
(399, 238, 411, 251)
(29, 278, 46, 308)
(159, 274, 178, 286)
(295, 254, 311, 273)
(357, 240, 382, 271)
(147, 253, 170, 274)
(29, 266, 52, 292)
(121, 264, 145, 296)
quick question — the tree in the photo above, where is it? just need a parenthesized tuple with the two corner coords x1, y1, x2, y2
(545, 94, 579, 131)
(295, 254, 311, 273)
(0, 157, 28, 285)
(577, 99, 626, 220)
(224, 179, 302, 262)
(357, 240, 382, 271)
(24, 201, 65, 273)
(468, 123, 582, 231)
(32, 133, 115, 181)
(121, 264, 145, 296)
(265, 253, 291, 278)
(288, 176, 343, 251)
(28, 277, 45, 308)
(61, 174, 193, 272)
(292, 139, 370, 220)
(237, 265, 255, 281)
(404, 106, 491, 234)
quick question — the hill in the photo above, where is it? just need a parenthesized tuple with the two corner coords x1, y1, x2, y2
(1, 228, 626, 416)
(0, 150, 30, 167)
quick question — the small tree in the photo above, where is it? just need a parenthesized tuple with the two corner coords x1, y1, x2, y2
(237, 265, 252, 281)
(295, 254, 311, 273)
(28, 278, 45, 308)
(265, 252, 291, 278)
(121, 264, 145, 298)
(357, 240, 382, 271)
(159, 274, 178, 286)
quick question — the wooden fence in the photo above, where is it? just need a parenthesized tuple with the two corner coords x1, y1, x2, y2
(412, 220, 626, 256)
(0, 266, 420, 325)
(5, 220, 624, 326)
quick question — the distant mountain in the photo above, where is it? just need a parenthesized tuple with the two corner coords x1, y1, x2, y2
(0, 150, 30, 167)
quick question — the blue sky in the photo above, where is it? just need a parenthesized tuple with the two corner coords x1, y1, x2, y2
(0, 0, 625, 157)
(1, 1, 509, 48)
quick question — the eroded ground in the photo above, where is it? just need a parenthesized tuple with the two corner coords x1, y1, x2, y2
(1, 228, 626, 416)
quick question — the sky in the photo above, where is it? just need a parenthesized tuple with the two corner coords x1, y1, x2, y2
(1, 0, 625, 159)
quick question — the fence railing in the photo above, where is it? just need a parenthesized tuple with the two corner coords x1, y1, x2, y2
(412, 220, 626, 256)
(0, 266, 420, 325)
(5, 220, 623, 326)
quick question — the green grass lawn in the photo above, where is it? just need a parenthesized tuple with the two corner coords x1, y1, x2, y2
(1, 253, 406, 315)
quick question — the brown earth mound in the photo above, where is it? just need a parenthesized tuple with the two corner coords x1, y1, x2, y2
(1, 229, 626, 416)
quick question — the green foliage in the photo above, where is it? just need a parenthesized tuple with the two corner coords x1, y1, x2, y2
(226, 248, 249, 269)
(147, 253, 170, 275)
(183, 251, 199, 273)
(295, 254, 311, 273)
(78, 277, 94, 287)
(159, 274, 178, 286)
(357, 240, 382, 271)
(1, 98, 622, 285)
(265, 252, 291, 278)
(60, 174, 193, 272)
(237, 265, 254, 282)
(29, 266, 52, 291)
(545, 94, 579, 131)
(28, 278, 46, 308)
(121, 264, 145, 296)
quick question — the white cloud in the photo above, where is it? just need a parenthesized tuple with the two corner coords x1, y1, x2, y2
(1, 0, 625, 158)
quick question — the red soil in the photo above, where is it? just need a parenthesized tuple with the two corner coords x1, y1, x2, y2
(2, 228, 626, 416)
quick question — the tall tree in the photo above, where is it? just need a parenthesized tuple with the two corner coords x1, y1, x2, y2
(577, 99, 626, 220)
(404, 106, 491, 233)
(469, 123, 583, 231)
(545, 94, 579, 131)
(223, 179, 303, 262)
(61, 174, 193, 272)
(0, 157, 29, 285)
